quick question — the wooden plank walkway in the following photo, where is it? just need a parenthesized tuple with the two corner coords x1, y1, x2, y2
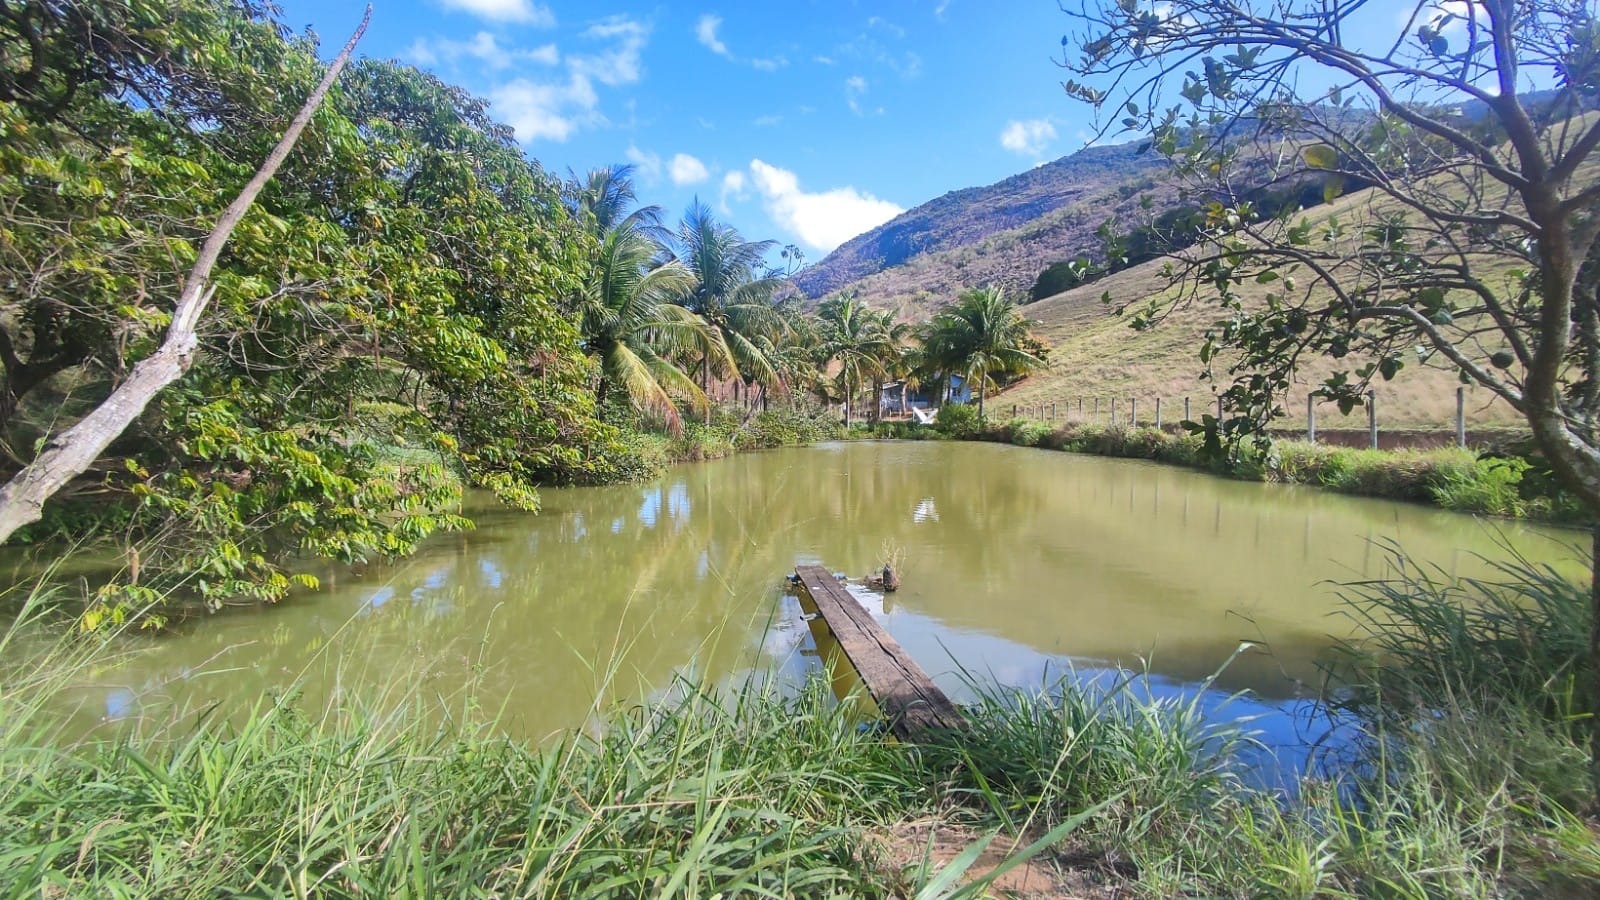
(793, 565, 966, 741)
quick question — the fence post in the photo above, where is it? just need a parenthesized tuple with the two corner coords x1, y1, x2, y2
(1012, 404, 1017, 418)
(1456, 386, 1466, 448)
(1130, 397, 1138, 427)
(1093, 397, 1099, 419)
(1368, 391, 1378, 450)
(1184, 396, 1191, 423)
(1110, 397, 1117, 425)
(1155, 397, 1162, 430)
(1051, 403, 1056, 421)
(1078, 397, 1083, 419)
(1307, 394, 1316, 444)
(1217, 396, 1224, 422)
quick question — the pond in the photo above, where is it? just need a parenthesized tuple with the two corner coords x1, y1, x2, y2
(34, 441, 1588, 767)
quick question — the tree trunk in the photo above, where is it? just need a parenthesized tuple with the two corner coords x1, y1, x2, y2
(701, 355, 711, 426)
(0, 10, 369, 546)
(978, 372, 986, 422)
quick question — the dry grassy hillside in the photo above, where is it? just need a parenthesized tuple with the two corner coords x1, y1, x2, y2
(998, 270, 1523, 431)
(831, 194, 1181, 321)
(990, 111, 1600, 435)
(996, 205, 1529, 432)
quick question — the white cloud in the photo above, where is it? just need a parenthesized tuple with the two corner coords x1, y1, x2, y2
(438, 0, 555, 26)
(836, 24, 922, 80)
(626, 145, 664, 183)
(696, 13, 785, 70)
(845, 75, 868, 115)
(573, 16, 649, 86)
(669, 153, 711, 186)
(1000, 118, 1057, 157)
(866, 16, 906, 39)
(489, 16, 649, 145)
(490, 76, 597, 142)
(719, 170, 748, 213)
(406, 32, 558, 71)
(747, 160, 903, 252)
(696, 14, 730, 57)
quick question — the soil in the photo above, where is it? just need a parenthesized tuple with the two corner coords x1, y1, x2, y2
(868, 819, 1138, 899)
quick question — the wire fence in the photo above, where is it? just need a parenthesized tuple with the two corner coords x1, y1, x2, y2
(1002, 386, 1477, 450)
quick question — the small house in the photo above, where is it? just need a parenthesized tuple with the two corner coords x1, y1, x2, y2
(880, 374, 972, 413)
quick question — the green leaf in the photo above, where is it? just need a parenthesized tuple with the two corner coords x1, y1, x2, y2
(1323, 174, 1346, 203)
(1302, 144, 1339, 170)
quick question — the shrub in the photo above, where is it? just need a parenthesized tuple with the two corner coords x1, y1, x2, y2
(934, 403, 982, 439)
(732, 404, 845, 451)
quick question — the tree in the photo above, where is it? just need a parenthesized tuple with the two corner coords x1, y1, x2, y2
(0, 1, 611, 615)
(668, 202, 786, 420)
(817, 294, 893, 425)
(1060, 0, 1600, 787)
(566, 163, 661, 236)
(0, 6, 371, 546)
(577, 217, 730, 436)
(863, 304, 913, 423)
(921, 287, 1045, 420)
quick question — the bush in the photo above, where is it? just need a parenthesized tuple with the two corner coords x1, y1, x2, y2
(933, 403, 982, 438)
(984, 418, 1053, 447)
(731, 404, 845, 451)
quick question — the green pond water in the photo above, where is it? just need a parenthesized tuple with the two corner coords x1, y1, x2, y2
(31, 441, 1588, 746)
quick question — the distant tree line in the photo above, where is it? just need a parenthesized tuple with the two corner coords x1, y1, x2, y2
(1030, 171, 1375, 302)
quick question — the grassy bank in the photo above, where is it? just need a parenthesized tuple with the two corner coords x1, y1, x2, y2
(606, 403, 849, 479)
(3, 553, 1596, 897)
(871, 407, 1586, 522)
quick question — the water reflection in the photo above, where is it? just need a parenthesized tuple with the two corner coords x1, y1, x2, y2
(30, 441, 1586, 745)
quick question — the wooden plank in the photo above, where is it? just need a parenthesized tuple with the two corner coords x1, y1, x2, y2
(793, 565, 966, 740)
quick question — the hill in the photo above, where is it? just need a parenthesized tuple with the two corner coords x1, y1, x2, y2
(993, 183, 1535, 433)
(993, 254, 1524, 433)
(793, 142, 1173, 313)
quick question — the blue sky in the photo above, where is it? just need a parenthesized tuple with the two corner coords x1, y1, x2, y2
(274, 1, 1085, 259)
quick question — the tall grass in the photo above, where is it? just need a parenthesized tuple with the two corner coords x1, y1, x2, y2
(0, 668, 916, 895)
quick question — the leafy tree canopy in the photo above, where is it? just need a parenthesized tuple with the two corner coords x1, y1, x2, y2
(1061, 0, 1600, 485)
(0, 0, 615, 616)
(1061, 0, 1600, 793)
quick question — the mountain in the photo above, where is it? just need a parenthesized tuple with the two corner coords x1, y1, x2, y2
(793, 141, 1175, 314)
(794, 94, 1575, 317)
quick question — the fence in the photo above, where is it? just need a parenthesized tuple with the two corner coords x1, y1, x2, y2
(1005, 385, 1477, 450)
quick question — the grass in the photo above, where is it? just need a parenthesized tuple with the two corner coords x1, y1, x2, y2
(608, 403, 848, 478)
(955, 418, 1589, 522)
(2, 549, 1597, 897)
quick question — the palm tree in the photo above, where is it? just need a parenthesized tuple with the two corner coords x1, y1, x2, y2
(668, 202, 786, 421)
(566, 163, 659, 236)
(817, 294, 894, 426)
(577, 222, 734, 436)
(767, 301, 826, 410)
(863, 305, 912, 423)
(567, 168, 733, 435)
(921, 286, 1045, 421)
